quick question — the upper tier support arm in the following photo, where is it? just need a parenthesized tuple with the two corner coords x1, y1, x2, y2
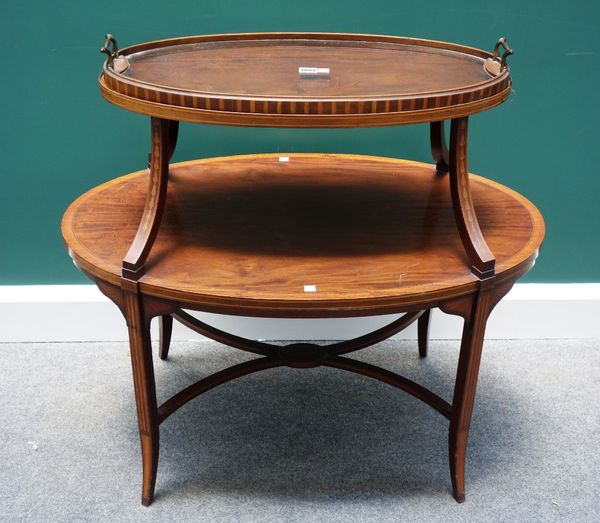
(449, 117, 495, 279)
(122, 118, 179, 280)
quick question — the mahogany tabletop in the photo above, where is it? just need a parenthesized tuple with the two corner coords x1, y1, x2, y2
(62, 154, 543, 317)
(99, 33, 512, 127)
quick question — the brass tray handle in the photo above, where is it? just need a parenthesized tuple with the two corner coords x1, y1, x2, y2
(492, 37, 513, 68)
(484, 37, 513, 76)
(100, 34, 129, 73)
(100, 34, 119, 67)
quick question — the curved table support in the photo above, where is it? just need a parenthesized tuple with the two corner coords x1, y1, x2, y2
(326, 310, 425, 356)
(449, 117, 496, 279)
(430, 121, 449, 173)
(122, 118, 179, 280)
(158, 357, 282, 423)
(156, 309, 449, 422)
(324, 356, 451, 418)
(157, 352, 452, 425)
(172, 309, 275, 356)
(164, 309, 424, 359)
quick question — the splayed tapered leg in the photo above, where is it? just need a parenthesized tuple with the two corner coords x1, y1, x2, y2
(122, 280, 160, 506)
(447, 289, 492, 502)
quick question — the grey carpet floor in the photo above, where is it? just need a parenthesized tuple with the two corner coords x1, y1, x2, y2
(0, 339, 599, 522)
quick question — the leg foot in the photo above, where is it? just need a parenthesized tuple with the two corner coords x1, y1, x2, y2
(453, 490, 466, 503)
(449, 429, 467, 502)
(140, 431, 159, 506)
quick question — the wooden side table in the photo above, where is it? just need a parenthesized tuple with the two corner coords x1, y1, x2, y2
(62, 33, 544, 505)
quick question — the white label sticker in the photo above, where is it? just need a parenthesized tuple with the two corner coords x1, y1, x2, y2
(303, 285, 317, 292)
(299, 67, 330, 77)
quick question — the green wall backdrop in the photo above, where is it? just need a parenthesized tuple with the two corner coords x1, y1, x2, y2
(1, 0, 598, 284)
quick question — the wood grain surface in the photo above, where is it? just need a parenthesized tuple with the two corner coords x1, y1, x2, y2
(62, 154, 544, 316)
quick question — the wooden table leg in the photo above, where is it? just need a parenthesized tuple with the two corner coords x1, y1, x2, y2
(442, 283, 494, 502)
(158, 315, 173, 360)
(418, 309, 431, 358)
(121, 280, 160, 506)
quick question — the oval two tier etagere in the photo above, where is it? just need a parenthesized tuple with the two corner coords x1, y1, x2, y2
(62, 32, 543, 505)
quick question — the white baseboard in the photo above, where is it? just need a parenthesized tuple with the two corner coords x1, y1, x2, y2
(0, 284, 598, 343)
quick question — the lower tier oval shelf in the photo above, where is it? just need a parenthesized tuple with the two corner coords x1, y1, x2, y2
(62, 153, 544, 317)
